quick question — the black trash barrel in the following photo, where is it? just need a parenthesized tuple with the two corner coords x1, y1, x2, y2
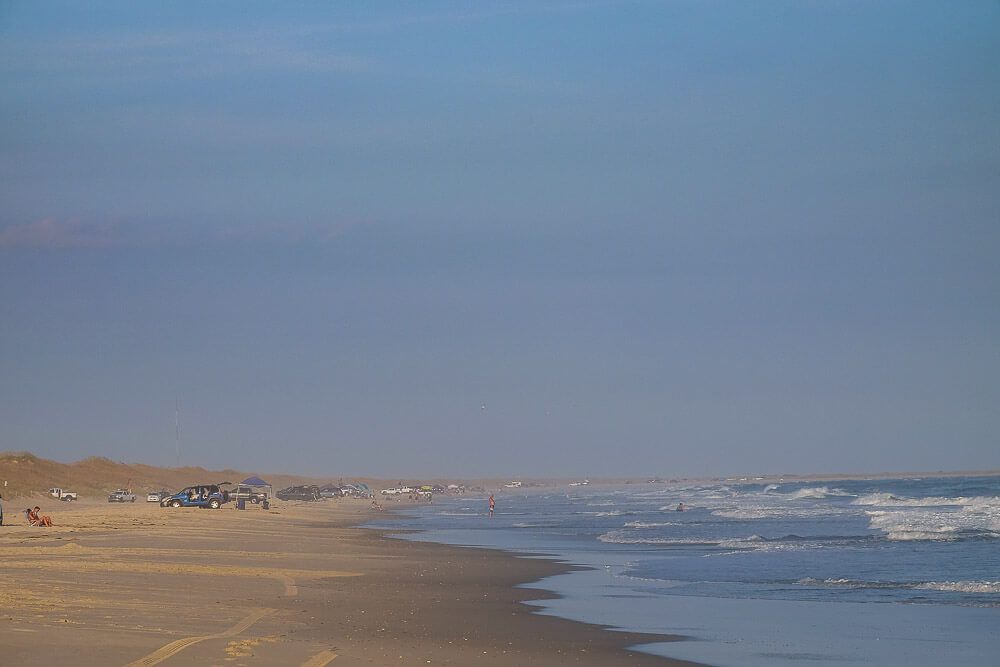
(236, 498, 246, 510)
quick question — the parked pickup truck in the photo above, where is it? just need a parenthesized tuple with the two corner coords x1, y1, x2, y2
(108, 489, 136, 503)
(228, 485, 268, 505)
(49, 488, 78, 501)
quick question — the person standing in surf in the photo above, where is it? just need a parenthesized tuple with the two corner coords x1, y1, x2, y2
(488, 494, 495, 518)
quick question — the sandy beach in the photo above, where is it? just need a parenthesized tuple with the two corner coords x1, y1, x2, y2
(0, 498, 698, 666)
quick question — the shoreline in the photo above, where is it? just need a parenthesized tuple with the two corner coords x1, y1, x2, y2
(367, 510, 702, 664)
(0, 498, 704, 666)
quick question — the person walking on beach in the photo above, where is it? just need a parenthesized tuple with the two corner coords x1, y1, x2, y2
(0, 492, 4, 526)
(488, 494, 495, 518)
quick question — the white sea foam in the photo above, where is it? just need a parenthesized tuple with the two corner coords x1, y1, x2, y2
(712, 505, 849, 520)
(597, 531, 819, 551)
(853, 493, 999, 507)
(915, 581, 1000, 594)
(624, 521, 682, 528)
(785, 486, 853, 500)
(587, 500, 616, 507)
(866, 503, 1000, 541)
(597, 530, 716, 545)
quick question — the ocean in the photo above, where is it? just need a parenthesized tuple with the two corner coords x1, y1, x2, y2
(371, 475, 1000, 666)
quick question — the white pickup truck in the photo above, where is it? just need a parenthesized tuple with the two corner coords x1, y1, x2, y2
(49, 488, 78, 501)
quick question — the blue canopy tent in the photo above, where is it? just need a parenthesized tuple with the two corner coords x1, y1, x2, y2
(241, 476, 272, 502)
(242, 476, 269, 486)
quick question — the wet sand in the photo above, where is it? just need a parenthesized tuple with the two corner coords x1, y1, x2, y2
(0, 498, 700, 666)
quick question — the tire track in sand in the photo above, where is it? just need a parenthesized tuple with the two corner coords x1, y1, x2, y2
(300, 649, 338, 666)
(122, 607, 274, 667)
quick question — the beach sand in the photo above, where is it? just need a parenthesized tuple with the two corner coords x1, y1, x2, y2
(0, 498, 698, 666)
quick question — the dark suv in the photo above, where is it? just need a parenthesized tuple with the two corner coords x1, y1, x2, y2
(276, 485, 319, 501)
(229, 485, 268, 504)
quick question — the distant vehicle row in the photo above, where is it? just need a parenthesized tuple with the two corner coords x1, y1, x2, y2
(42, 481, 373, 508)
(381, 484, 445, 495)
(276, 483, 372, 501)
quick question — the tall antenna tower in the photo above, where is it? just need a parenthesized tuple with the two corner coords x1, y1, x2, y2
(174, 398, 180, 468)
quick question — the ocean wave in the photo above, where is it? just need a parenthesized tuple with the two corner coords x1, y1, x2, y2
(797, 578, 1000, 595)
(586, 500, 616, 507)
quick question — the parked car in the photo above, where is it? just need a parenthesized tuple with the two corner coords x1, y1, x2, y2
(146, 490, 171, 503)
(49, 487, 78, 501)
(160, 485, 230, 509)
(229, 485, 268, 504)
(319, 485, 342, 498)
(276, 485, 319, 501)
(108, 489, 136, 503)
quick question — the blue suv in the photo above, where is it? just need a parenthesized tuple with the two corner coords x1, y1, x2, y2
(160, 484, 230, 509)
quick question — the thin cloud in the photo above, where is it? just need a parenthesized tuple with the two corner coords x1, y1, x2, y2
(0, 217, 374, 250)
(0, 218, 125, 249)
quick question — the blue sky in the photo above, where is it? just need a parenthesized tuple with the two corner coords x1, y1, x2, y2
(1, 1, 998, 477)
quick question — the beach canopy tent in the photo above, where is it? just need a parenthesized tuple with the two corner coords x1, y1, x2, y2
(240, 476, 272, 499)
(242, 476, 269, 486)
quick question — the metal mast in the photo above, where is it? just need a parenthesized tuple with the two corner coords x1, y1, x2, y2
(175, 398, 180, 467)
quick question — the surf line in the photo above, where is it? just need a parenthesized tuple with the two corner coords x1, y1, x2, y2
(123, 607, 275, 667)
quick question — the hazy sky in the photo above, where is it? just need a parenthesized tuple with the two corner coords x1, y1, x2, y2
(1, 1, 998, 478)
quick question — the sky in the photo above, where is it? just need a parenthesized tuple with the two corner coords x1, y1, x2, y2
(1, 1, 998, 478)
